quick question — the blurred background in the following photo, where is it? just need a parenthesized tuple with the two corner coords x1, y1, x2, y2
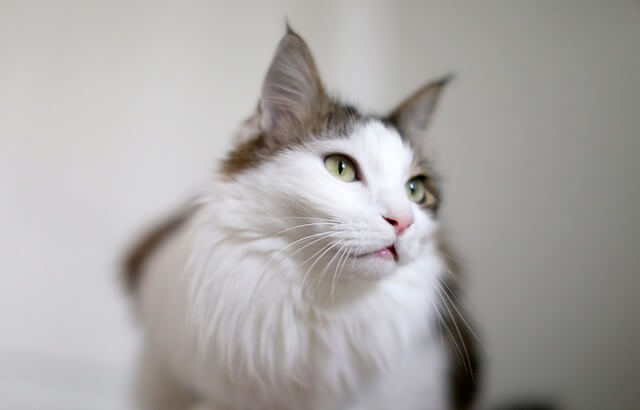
(1, 1, 639, 409)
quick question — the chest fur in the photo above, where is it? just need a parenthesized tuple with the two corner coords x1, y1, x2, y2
(141, 221, 445, 409)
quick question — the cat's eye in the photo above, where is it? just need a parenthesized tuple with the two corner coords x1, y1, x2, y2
(406, 176, 436, 207)
(324, 154, 357, 182)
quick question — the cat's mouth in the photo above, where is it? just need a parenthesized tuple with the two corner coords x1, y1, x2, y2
(360, 245, 397, 262)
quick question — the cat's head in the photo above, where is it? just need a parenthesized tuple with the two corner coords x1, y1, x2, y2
(219, 28, 449, 282)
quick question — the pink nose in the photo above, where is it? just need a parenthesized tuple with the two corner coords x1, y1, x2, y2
(383, 214, 414, 235)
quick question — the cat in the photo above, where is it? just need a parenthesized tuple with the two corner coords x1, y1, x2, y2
(123, 27, 479, 410)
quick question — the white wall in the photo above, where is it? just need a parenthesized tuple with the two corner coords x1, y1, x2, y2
(1, 1, 639, 409)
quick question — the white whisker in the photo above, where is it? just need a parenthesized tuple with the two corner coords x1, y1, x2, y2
(297, 240, 336, 270)
(270, 222, 338, 238)
(437, 278, 487, 353)
(435, 282, 473, 378)
(248, 231, 337, 301)
(314, 243, 347, 296)
(330, 246, 350, 302)
(302, 241, 341, 291)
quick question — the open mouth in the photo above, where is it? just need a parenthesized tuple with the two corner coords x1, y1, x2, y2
(367, 245, 397, 261)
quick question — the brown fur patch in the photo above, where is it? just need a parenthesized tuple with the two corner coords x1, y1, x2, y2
(220, 133, 270, 177)
(122, 205, 195, 293)
(220, 100, 365, 177)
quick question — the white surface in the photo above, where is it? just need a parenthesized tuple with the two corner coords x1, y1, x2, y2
(1, 1, 639, 409)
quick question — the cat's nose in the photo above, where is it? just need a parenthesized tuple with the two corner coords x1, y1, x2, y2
(382, 214, 414, 235)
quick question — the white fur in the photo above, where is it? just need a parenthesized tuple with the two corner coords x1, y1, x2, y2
(135, 121, 450, 410)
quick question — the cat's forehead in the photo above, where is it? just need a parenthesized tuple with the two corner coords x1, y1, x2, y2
(221, 101, 423, 177)
(315, 121, 417, 172)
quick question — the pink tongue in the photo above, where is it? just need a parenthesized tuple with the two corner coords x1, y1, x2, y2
(372, 247, 395, 260)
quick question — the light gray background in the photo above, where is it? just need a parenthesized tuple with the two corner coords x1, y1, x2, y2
(1, 1, 639, 409)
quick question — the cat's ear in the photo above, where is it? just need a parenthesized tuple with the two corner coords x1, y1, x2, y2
(258, 28, 328, 146)
(387, 75, 452, 145)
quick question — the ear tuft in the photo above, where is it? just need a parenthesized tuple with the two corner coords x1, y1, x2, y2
(436, 72, 456, 87)
(259, 29, 327, 146)
(388, 74, 453, 144)
(284, 18, 294, 34)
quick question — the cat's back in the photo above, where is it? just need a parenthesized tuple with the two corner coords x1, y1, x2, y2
(123, 204, 196, 297)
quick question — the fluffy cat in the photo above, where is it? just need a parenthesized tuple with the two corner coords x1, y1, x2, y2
(124, 27, 479, 410)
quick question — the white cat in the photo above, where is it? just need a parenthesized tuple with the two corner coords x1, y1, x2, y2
(124, 27, 478, 410)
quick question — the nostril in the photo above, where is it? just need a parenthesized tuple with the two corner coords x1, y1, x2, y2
(383, 216, 398, 227)
(383, 214, 413, 235)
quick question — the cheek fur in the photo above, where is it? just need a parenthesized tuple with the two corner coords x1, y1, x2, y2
(271, 150, 374, 221)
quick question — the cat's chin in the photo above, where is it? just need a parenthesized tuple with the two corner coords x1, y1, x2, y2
(347, 256, 397, 281)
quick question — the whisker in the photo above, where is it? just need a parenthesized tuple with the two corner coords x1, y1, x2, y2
(435, 282, 473, 378)
(314, 243, 347, 296)
(278, 216, 344, 222)
(432, 301, 456, 354)
(248, 231, 338, 301)
(437, 278, 487, 353)
(437, 299, 466, 369)
(314, 241, 356, 293)
(330, 246, 350, 302)
(439, 277, 469, 310)
(333, 247, 354, 301)
(270, 222, 339, 238)
(297, 240, 336, 271)
(302, 241, 341, 291)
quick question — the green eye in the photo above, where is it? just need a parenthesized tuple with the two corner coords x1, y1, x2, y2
(324, 154, 357, 182)
(405, 177, 427, 203)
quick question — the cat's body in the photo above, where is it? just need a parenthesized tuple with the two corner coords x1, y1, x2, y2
(125, 28, 478, 410)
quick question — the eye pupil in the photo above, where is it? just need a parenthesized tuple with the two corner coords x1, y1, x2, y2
(324, 154, 357, 182)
